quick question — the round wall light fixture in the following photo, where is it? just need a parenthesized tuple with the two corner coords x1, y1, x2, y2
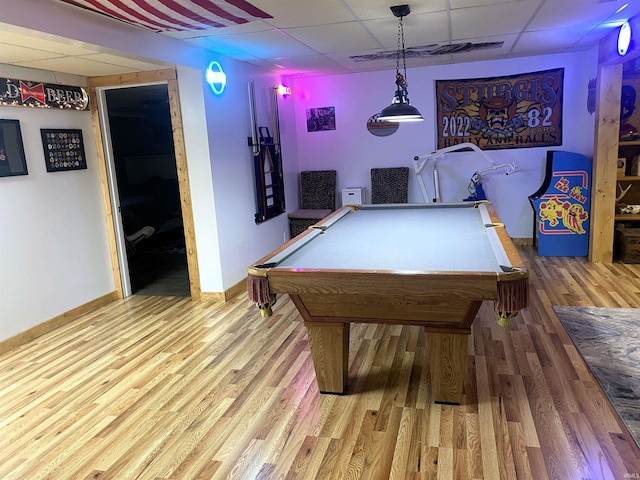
(618, 21, 632, 56)
(206, 61, 227, 95)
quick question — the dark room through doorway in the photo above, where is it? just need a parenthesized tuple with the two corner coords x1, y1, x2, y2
(105, 84, 189, 297)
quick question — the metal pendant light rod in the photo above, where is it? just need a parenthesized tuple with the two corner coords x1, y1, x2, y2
(378, 4, 424, 122)
(392, 4, 410, 83)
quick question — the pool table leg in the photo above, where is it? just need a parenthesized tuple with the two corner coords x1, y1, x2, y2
(427, 331, 470, 405)
(304, 322, 350, 394)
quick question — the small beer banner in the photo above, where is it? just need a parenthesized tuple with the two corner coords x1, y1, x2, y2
(435, 68, 563, 150)
(0, 77, 89, 111)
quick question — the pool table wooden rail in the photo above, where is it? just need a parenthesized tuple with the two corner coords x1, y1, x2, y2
(256, 269, 499, 329)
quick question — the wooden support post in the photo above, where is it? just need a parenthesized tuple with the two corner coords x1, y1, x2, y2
(427, 331, 470, 404)
(589, 62, 623, 262)
(304, 322, 349, 394)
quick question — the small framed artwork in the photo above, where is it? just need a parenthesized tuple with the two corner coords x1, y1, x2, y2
(41, 128, 87, 172)
(306, 106, 336, 132)
(0, 119, 28, 178)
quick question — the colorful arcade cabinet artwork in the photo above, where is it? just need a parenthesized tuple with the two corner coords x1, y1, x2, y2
(529, 151, 591, 256)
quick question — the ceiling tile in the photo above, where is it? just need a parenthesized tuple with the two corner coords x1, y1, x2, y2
(14, 56, 136, 77)
(443, 33, 519, 62)
(267, 54, 350, 76)
(450, 2, 541, 39)
(0, 43, 64, 63)
(327, 49, 397, 72)
(0, 29, 97, 56)
(450, 0, 527, 8)
(285, 22, 381, 54)
(185, 36, 264, 61)
(512, 27, 598, 55)
(344, 0, 448, 20)
(79, 53, 168, 71)
(363, 11, 451, 49)
(198, 29, 318, 60)
(528, 0, 628, 30)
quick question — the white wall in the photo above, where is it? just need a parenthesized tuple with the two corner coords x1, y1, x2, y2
(175, 65, 222, 294)
(291, 49, 598, 238)
(203, 67, 298, 290)
(178, 64, 298, 293)
(0, 65, 114, 341)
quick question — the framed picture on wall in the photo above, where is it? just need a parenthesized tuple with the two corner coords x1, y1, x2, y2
(41, 129, 87, 172)
(306, 106, 336, 132)
(0, 119, 28, 178)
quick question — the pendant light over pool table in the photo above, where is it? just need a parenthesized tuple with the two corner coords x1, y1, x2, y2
(377, 4, 424, 123)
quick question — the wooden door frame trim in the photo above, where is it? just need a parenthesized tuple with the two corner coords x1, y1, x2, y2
(87, 69, 201, 300)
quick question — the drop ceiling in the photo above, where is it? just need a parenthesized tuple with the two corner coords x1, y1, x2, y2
(0, 0, 638, 78)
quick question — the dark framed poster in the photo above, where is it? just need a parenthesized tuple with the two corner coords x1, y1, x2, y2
(435, 68, 564, 150)
(0, 119, 28, 177)
(306, 106, 336, 132)
(41, 129, 86, 172)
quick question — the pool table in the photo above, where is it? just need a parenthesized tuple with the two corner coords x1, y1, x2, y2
(247, 202, 529, 404)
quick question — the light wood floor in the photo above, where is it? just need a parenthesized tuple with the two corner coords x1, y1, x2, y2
(1, 246, 640, 479)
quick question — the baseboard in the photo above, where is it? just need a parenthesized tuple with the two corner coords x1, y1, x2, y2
(199, 292, 225, 302)
(200, 278, 247, 303)
(511, 237, 534, 246)
(224, 278, 247, 301)
(0, 291, 119, 355)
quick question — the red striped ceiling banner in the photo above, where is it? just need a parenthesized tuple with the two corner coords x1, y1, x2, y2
(59, 0, 272, 32)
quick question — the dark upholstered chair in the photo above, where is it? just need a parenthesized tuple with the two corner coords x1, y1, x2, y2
(371, 167, 409, 204)
(287, 170, 337, 238)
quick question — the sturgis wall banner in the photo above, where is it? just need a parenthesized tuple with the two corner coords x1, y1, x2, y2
(435, 68, 563, 150)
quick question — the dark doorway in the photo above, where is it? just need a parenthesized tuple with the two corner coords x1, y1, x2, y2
(105, 84, 189, 297)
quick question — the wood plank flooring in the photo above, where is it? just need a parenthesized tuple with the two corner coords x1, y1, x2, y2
(1, 246, 640, 479)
